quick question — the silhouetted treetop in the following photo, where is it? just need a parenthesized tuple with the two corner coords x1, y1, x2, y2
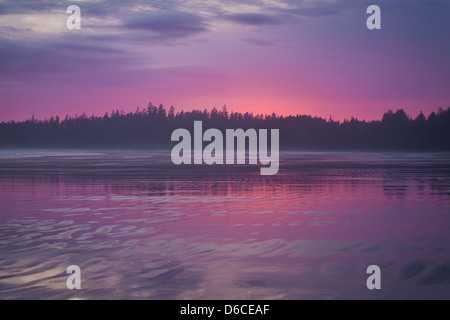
(0, 104, 449, 150)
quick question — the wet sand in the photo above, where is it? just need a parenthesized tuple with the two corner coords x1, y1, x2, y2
(0, 150, 449, 299)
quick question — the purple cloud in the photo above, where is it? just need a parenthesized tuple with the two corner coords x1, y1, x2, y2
(123, 11, 208, 39)
(223, 13, 279, 25)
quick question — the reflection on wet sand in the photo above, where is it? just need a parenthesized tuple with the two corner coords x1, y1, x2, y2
(0, 150, 449, 299)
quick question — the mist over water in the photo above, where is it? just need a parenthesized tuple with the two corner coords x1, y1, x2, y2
(0, 150, 449, 299)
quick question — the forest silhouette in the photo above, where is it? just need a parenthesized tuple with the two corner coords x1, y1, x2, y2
(1, 104, 449, 150)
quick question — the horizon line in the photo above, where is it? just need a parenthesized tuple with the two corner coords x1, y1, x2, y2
(2, 103, 449, 124)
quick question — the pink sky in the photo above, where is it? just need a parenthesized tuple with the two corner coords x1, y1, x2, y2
(0, 0, 449, 122)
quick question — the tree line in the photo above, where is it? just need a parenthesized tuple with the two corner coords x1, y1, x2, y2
(0, 103, 449, 150)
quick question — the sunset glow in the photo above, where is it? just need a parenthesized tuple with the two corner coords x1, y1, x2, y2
(0, 0, 449, 121)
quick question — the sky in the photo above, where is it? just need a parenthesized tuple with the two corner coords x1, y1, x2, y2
(0, 0, 449, 122)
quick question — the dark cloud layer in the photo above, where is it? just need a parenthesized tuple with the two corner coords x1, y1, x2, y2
(223, 13, 280, 25)
(123, 11, 208, 39)
(0, 36, 131, 79)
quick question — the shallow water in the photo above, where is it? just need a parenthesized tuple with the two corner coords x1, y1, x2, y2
(0, 150, 449, 299)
